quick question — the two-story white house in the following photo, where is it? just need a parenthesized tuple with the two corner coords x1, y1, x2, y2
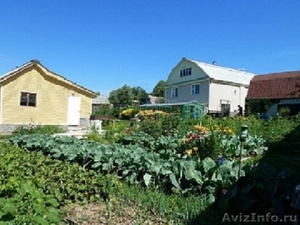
(165, 58, 256, 116)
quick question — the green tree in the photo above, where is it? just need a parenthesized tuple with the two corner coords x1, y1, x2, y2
(108, 85, 133, 105)
(132, 86, 149, 104)
(151, 80, 165, 97)
(245, 99, 278, 116)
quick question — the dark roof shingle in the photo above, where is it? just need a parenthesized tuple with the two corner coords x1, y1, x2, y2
(247, 71, 300, 99)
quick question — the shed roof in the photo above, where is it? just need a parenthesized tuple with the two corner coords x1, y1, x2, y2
(185, 58, 256, 85)
(247, 71, 300, 99)
(0, 59, 98, 97)
(92, 95, 111, 104)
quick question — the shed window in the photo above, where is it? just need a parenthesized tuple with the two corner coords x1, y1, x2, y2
(20, 92, 37, 107)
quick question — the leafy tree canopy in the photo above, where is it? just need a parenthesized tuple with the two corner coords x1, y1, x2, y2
(108, 85, 133, 105)
(108, 85, 149, 105)
(151, 80, 165, 97)
(132, 86, 149, 104)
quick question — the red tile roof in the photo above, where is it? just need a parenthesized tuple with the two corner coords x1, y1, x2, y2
(246, 71, 300, 99)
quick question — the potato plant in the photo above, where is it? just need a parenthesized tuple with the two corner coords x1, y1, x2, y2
(1, 142, 148, 224)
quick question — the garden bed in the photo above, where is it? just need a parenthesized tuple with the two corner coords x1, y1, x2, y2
(3, 113, 300, 224)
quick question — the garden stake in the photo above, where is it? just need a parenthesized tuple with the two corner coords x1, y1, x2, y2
(238, 125, 248, 179)
(238, 142, 245, 179)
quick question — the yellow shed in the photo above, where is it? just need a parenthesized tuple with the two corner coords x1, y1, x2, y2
(0, 60, 98, 132)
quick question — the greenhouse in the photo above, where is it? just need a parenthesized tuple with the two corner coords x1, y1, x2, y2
(139, 101, 207, 120)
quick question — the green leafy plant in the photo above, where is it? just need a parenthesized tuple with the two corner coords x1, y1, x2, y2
(12, 124, 65, 135)
(9, 134, 246, 198)
(278, 106, 291, 117)
(219, 164, 297, 219)
(220, 134, 268, 159)
(92, 104, 113, 116)
(139, 119, 163, 138)
(0, 142, 109, 206)
(0, 180, 62, 224)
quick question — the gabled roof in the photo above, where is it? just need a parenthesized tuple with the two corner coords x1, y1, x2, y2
(0, 59, 98, 97)
(92, 95, 111, 104)
(186, 58, 256, 85)
(247, 71, 300, 99)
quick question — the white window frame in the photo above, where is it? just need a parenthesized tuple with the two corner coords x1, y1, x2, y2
(191, 84, 200, 95)
(171, 87, 178, 98)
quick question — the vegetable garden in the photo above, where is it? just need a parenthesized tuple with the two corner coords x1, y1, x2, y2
(2, 110, 300, 224)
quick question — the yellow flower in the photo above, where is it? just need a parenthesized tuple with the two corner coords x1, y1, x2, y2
(185, 149, 193, 155)
(182, 138, 189, 143)
(194, 125, 209, 134)
(193, 147, 198, 151)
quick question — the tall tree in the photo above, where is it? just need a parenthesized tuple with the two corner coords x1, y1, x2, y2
(132, 86, 149, 104)
(108, 85, 133, 105)
(152, 80, 165, 97)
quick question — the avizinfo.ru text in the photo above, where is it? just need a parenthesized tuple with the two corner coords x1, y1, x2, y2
(222, 213, 297, 223)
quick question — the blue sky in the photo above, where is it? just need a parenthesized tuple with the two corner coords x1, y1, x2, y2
(0, 1, 299, 96)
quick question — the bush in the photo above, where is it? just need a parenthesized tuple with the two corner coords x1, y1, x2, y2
(139, 119, 163, 138)
(161, 114, 181, 135)
(120, 108, 140, 120)
(278, 106, 291, 117)
(12, 125, 65, 135)
(92, 104, 113, 116)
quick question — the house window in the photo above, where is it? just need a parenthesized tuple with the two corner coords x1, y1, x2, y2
(191, 84, 200, 95)
(171, 88, 178, 97)
(180, 68, 192, 77)
(20, 92, 37, 107)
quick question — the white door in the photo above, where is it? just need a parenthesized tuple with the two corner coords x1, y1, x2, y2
(67, 96, 81, 125)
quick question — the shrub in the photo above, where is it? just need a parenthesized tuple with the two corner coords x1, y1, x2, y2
(111, 107, 123, 119)
(161, 114, 181, 135)
(181, 130, 221, 160)
(278, 106, 291, 117)
(12, 125, 65, 135)
(120, 108, 140, 120)
(139, 119, 163, 138)
(137, 109, 169, 120)
(93, 104, 112, 116)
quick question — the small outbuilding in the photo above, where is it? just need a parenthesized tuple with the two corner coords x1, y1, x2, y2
(0, 59, 98, 132)
(92, 95, 111, 113)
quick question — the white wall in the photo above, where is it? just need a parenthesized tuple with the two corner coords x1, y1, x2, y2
(165, 60, 209, 87)
(209, 82, 248, 113)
